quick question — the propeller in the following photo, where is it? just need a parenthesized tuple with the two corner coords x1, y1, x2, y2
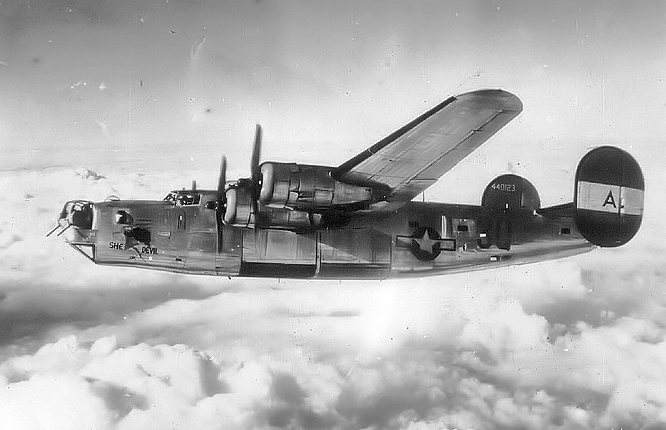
(217, 155, 227, 222)
(250, 124, 262, 218)
(250, 124, 262, 186)
(217, 124, 262, 227)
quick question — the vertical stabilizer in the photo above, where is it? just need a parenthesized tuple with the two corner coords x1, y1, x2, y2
(574, 146, 644, 247)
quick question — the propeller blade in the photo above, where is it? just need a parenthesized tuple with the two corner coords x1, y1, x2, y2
(218, 156, 227, 195)
(250, 124, 262, 228)
(250, 124, 262, 184)
(217, 156, 227, 193)
(217, 156, 229, 224)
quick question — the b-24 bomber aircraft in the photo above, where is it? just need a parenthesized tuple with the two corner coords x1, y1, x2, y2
(50, 89, 644, 279)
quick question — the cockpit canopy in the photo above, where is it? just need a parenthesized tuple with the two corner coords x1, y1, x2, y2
(163, 191, 201, 206)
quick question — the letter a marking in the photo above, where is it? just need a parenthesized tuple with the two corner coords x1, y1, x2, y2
(603, 190, 617, 208)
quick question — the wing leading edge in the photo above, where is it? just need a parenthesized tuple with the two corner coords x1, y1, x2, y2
(334, 89, 523, 211)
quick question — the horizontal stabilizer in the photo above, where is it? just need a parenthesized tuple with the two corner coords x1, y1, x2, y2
(536, 203, 574, 220)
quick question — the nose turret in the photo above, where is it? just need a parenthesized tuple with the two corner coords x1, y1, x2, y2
(47, 200, 95, 238)
(47, 199, 98, 261)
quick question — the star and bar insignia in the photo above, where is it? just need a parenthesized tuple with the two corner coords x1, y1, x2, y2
(396, 227, 456, 261)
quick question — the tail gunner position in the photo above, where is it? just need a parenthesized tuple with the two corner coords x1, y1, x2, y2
(49, 89, 644, 279)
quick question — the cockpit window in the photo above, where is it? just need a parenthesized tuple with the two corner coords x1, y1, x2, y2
(177, 193, 200, 206)
(163, 191, 201, 206)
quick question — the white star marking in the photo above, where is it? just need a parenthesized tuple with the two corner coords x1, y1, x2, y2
(414, 229, 439, 254)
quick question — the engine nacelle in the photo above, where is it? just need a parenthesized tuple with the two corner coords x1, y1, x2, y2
(223, 163, 378, 229)
(223, 178, 338, 229)
(574, 146, 644, 247)
(223, 182, 255, 228)
(258, 207, 325, 229)
(259, 162, 375, 211)
(482, 174, 540, 212)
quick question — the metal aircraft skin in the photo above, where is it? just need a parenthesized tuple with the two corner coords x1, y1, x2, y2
(50, 89, 645, 279)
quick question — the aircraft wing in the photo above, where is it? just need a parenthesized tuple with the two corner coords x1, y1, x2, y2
(334, 89, 523, 211)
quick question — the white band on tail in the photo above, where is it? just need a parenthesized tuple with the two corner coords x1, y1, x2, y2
(577, 181, 643, 216)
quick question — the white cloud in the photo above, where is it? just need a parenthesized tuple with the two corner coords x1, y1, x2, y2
(0, 152, 664, 430)
(1, 274, 665, 429)
(0, 372, 114, 430)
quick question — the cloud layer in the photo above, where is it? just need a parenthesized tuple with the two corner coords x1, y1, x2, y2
(0, 161, 665, 429)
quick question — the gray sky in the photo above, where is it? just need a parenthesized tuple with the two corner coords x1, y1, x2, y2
(1, 1, 664, 175)
(1, 1, 666, 429)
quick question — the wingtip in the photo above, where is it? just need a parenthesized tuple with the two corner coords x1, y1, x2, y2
(455, 88, 523, 113)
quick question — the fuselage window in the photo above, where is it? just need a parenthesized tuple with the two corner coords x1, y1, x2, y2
(115, 210, 134, 225)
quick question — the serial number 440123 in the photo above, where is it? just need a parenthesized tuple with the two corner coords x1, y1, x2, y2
(492, 183, 516, 192)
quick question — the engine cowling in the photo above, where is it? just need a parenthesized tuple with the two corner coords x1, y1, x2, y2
(259, 162, 375, 211)
(223, 182, 255, 228)
(574, 146, 644, 247)
(482, 174, 540, 212)
(223, 172, 354, 229)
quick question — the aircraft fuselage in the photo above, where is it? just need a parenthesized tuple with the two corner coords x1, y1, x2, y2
(64, 191, 592, 279)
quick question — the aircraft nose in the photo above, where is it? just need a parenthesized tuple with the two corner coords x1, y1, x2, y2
(46, 200, 95, 237)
